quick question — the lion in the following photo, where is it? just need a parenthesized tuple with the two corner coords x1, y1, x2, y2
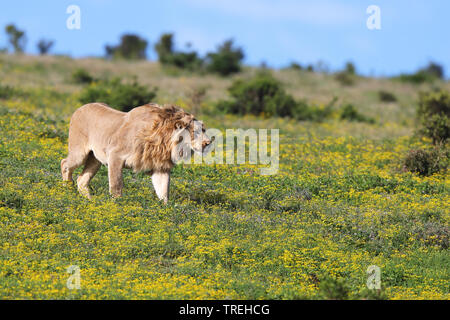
(61, 102, 212, 203)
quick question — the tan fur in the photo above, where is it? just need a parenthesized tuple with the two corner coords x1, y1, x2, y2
(61, 102, 211, 202)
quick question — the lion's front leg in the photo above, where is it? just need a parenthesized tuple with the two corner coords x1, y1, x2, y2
(108, 156, 124, 198)
(151, 171, 170, 204)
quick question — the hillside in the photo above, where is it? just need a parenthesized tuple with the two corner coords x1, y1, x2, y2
(2, 53, 449, 135)
(0, 53, 448, 299)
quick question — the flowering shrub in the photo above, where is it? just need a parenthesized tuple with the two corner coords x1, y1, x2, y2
(417, 90, 450, 145)
(78, 78, 157, 112)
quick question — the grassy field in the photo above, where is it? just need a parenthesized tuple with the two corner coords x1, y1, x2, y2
(0, 54, 448, 299)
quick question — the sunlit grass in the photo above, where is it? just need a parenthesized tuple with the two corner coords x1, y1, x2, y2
(0, 54, 448, 299)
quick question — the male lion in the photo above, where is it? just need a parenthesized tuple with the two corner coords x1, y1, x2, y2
(61, 103, 212, 203)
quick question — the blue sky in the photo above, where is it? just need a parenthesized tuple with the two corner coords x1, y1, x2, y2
(0, 0, 448, 77)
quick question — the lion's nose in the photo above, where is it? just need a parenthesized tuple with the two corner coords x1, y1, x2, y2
(202, 139, 211, 148)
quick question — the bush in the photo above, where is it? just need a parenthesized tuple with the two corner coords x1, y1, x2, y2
(417, 90, 450, 145)
(216, 73, 296, 117)
(287, 62, 303, 71)
(378, 90, 397, 103)
(105, 34, 148, 60)
(169, 52, 202, 70)
(0, 84, 28, 100)
(334, 61, 357, 84)
(216, 73, 333, 121)
(295, 98, 335, 122)
(397, 62, 445, 84)
(79, 78, 157, 112)
(71, 68, 95, 84)
(340, 104, 375, 123)
(205, 40, 244, 76)
(0, 84, 16, 99)
(397, 72, 433, 84)
(335, 71, 355, 86)
(318, 277, 350, 300)
(403, 147, 448, 176)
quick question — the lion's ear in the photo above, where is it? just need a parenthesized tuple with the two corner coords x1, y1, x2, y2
(174, 120, 186, 130)
(175, 115, 193, 129)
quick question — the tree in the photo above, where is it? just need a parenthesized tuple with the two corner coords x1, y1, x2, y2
(5, 24, 27, 53)
(37, 39, 54, 55)
(105, 34, 148, 60)
(345, 61, 356, 75)
(154, 33, 174, 64)
(154, 33, 202, 70)
(205, 39, 244, 76)
(420, 62, 444, 79)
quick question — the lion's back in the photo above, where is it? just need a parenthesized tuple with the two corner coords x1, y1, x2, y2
(71, 103, 123, 134)
(68, 103, 127, 160)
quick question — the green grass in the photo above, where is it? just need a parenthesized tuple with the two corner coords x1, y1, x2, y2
(0, 54, 448, 299)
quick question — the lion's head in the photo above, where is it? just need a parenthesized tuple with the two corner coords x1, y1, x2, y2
(130, 104, 212, 172)
(171, 115, 213, 161)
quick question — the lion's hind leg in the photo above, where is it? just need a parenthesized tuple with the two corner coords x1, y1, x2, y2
(77, 152, 101, 199)
(61, 158, 72, 182)
(61, 146, 90, 183)
(61, 155, 85, 182)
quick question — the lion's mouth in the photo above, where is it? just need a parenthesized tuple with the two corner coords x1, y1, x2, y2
(191, 146, 211, 155)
